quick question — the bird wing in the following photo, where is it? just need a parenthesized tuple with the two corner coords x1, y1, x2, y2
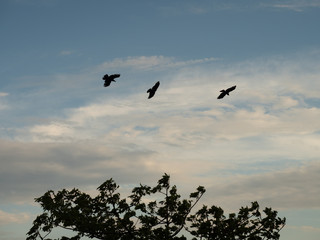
(217, 91, 226, 99)
(148, 92, 154, 99)
(152, 81, 160, 91)
(104, 80, 111, 87)
(102, 74, 109, 80)
(226, 85, 236, 93)
(110, 74, 120, 79)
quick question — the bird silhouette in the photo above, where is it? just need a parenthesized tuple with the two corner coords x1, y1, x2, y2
(102, 74, 120, 87)
(147, 81, 160, 99)
(217, 85, 236, 99)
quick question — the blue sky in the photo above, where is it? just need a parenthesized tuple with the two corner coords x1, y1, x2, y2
(1, 0, 320, 239)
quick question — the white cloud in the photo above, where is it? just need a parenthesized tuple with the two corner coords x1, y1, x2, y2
(96, 56, 217, 72)
(7, 53, 318, 174)
(23, 53, 320, 145)
(299, 225, 320, 233)
(187, 5, 207, 15)
(0, 92, 9, 110)
(272, 0, 320, 11)
(204, 160, 320, 211)
(273, 96, 299, 110)
(59, 50, 73, 56)
(30, 122, 74, 138)
(2, 52, 320, 217)
(0, 210, 30, 225)
(0, 139, 160, 204)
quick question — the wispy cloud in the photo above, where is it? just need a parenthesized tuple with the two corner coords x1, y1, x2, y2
(2, 51, 320, 214)
(270, 0, 320, 12)
(0, 92, 9, 111)
(0, 210, 30, 225)
(158, 0, 320, 16)
(96, 56, 217, 72)
(23, 52, 320, 143)
(298, 225, 320, 233)
(0, 139, 159, 203)
(158, 3, 209, 16)
(59, 50, 74, 56)
(0, 92, 9, 97)
(205, 160, 320, 211)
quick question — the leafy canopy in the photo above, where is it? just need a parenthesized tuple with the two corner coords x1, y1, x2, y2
(27, 174, 285, 240)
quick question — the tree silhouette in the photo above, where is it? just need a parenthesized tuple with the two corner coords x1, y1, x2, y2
(187, 202, 286, 240)
(27, 174, 285, 240)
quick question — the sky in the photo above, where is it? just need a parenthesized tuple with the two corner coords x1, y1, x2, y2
(1, 0, 320, 239)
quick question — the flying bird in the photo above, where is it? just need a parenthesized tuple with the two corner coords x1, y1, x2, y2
(102, 74, 120, 87)
(147, 81, 160, 99)
(217, 85, 236, 99)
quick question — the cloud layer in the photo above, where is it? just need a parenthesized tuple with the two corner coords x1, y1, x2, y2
(1, 53, 319, 213)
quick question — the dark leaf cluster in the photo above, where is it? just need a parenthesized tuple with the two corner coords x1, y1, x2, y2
(27, 174, 285, 240)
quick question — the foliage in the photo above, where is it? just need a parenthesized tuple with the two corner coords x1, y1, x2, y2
(27, 174, 285, 240)
(187, 201, 286, 240)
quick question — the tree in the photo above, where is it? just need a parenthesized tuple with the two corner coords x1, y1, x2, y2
(27, 174, 285, 240)
(187, 202, 286, 240)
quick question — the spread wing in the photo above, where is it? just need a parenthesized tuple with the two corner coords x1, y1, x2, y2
(217, 91, 226, 99)
(102, 74, 120, 87)
(104, 80, 111, 87)
(102, 74, 120, 80)
(147, 81, 160, 99)
(226, 85, 236, 93)
(110, 74, 120, 79)
(152, 81, 160, 92)
(102, 74, 109, 80)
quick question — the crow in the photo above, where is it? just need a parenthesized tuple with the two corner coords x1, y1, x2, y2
(102, 74, 120, 87)
(217, 85, 236, 99)
(147, 81, 160, 99)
